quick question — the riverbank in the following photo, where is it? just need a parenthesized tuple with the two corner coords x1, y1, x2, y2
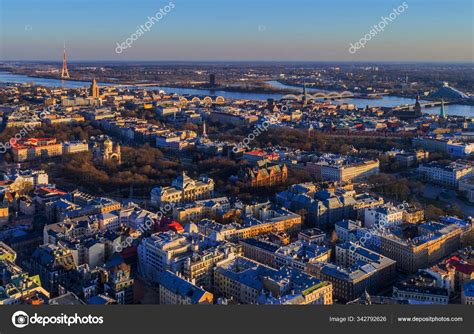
(0, 71, 472, 116)
(159, 82, 298, 95)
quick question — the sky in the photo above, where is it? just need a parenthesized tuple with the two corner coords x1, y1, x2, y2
(0, 0, 472, 62)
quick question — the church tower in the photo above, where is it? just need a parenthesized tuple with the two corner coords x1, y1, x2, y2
(302, 84, 308, 105)
(90, 78, 100, 98)
(439, 99, 446, 119)
(414, 94, 421, 114)
(203, 121, 208, 137)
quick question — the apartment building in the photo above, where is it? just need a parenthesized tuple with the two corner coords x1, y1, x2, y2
(418, 161, 472, 188)
(319, 243, 396, 302)
(370, 223, 463, 273)
(364, 204, 404, 228)
(213, 256, 333, 305)
(12, 138, 63, 162)
(158, 271, 213, 305)
(305, 155, 379, 182)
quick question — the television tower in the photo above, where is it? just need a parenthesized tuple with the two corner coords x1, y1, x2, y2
(61, 44, 70, 79)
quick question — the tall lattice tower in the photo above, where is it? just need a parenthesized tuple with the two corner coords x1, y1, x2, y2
(61, 44, 70, 79)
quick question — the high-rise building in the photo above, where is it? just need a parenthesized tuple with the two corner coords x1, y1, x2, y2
(209, 73, 216, 87)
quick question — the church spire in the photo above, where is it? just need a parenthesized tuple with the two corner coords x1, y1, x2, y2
(440, 99, 446, 119)
(203, 121, 207, 137)
(414, 93, 421, 114)
(302, 83, 308, 105)
(90, 77, 99, 98)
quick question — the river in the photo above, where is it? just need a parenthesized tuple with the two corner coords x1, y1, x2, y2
(0, 71, 471, 117)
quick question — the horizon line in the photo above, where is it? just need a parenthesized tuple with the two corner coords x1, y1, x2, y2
(1, 60, 473, 64)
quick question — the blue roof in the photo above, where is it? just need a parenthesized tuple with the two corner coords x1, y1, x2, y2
(87, 295, 114, 305)
(440, 216, 470, 229)
(339, 242, 381, 262)
(463, 280, 474, 297)
(240, 238, 279, 253)
(158, 271, 209, 303)
(418, 222, 445, 233)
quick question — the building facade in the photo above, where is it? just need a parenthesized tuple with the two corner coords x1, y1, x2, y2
(418, 161, 472, 188)
(213, 256, 333, 305)
(12, 138, 63, 162)
(151, 173, 214, 207)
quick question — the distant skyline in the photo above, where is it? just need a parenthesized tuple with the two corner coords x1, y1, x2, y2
(0, 0, 472, 62)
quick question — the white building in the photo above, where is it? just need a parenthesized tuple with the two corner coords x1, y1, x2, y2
(138, 232, 190, 281)
(446, 142, 474, 157)
(5, 169, 48, 187)
(364, 204, 403, 228)
(157, 106, 180, 118)
(63, 141, 89, 154)
(150, 173, 214, 207)
(418, 161, 472, 188)
(119, 203, 158, 230)
(335, 220, 361, 242)
(95, 212, 120, 231)
(459, 178, 474, 203)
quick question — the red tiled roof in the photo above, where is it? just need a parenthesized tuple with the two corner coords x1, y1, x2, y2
(446, 257, 474, 275)
(168, 221, 184, 233)
(36, 187, 67, 196)
(245, 150, 266, 156)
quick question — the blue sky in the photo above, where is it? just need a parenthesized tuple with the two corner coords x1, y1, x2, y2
(0, 0, 472, 61)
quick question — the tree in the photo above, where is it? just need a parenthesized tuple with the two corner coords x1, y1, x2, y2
(424, 204, 446, 220)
